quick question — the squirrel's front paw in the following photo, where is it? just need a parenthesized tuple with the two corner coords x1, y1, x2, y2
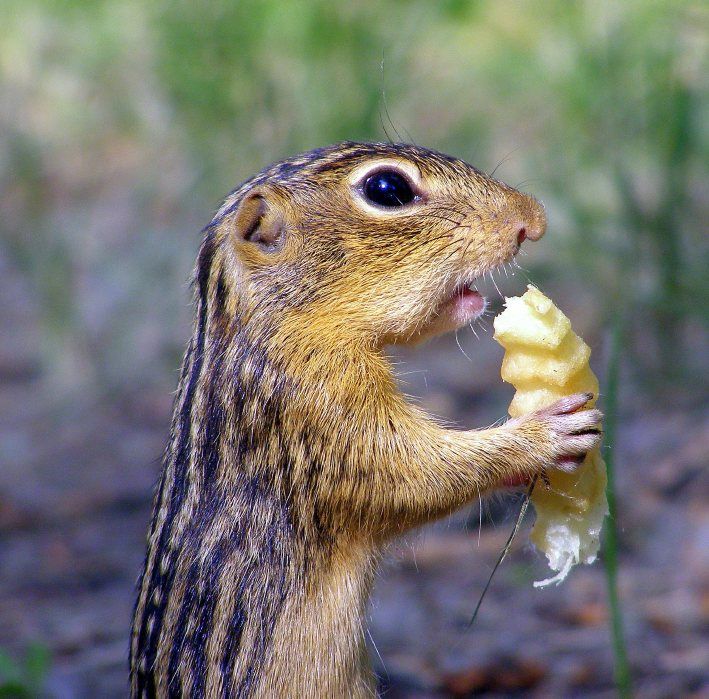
(506, 392, 603, 482)
(532, 392, 603, 471)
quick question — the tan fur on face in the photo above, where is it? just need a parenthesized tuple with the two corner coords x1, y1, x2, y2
(129, 142, 600, 698)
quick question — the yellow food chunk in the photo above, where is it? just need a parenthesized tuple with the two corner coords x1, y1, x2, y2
(493, 285, 608, 587)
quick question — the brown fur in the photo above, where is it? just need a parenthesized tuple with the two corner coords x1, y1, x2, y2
(129, 142, 601, 698)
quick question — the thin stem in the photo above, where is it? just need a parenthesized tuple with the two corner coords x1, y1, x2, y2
(603, 312, 632, 698)
(468, 476, 537, 629)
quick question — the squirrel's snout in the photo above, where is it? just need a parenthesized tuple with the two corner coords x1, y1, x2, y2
(502, 194, 547, 246)
(521, 194, 547, 242)
(521, 210, 547, 242)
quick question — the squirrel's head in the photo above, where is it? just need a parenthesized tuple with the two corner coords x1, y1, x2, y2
(204, 142, 546, 349)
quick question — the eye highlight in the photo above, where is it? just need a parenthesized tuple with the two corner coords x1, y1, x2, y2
(362, 170, 415, 208)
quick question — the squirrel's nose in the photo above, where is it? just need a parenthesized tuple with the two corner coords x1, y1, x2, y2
(506, 193, 546, 245)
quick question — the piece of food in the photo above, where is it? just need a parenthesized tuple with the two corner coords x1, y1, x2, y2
(493, 285, 608, 587)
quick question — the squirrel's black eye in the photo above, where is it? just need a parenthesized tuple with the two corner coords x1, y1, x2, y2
(363, 170, 415, 207)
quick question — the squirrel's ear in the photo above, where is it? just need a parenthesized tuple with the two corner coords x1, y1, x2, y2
(232, 189, 285, 252)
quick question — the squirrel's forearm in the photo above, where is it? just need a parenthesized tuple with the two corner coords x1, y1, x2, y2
(315, 405, 546, 537)
(376, 420, 545, 534)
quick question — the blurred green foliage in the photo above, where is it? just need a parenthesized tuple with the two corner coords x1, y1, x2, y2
(0, 0, 706, 396)
(0, 644, 50, 698)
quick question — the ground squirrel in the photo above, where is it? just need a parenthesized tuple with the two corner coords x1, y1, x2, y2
(130, 141, 602, 697)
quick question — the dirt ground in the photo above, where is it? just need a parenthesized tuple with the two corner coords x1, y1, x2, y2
(1, 257, 707, 698)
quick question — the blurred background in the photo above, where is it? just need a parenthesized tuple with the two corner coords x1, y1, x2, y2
(1, 1, 706, 696)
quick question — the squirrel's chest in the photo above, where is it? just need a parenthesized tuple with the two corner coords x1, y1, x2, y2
(253, 545, 379, 697)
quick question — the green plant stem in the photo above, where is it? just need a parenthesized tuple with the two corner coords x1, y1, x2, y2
(603, 313, 632, 698)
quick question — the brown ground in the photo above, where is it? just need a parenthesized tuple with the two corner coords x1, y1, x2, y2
(1, 256, 707, 698)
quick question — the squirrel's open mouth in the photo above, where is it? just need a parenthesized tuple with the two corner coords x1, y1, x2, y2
(432, 281, 487, 333)
(447, 283, 486, 323)
(419, 257, 519, 341)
